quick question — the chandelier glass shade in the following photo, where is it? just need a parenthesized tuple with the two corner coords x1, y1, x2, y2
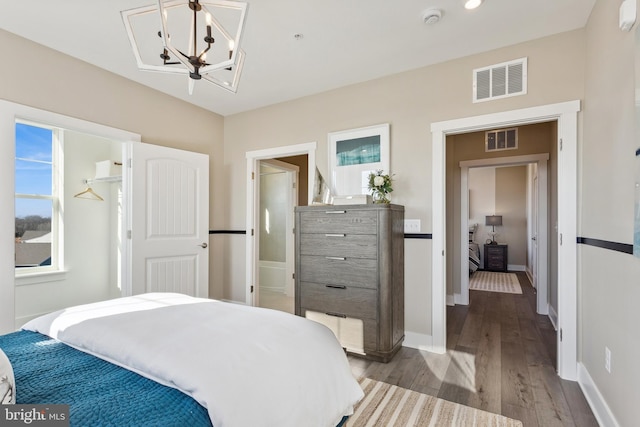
(122, 0, 248, 94)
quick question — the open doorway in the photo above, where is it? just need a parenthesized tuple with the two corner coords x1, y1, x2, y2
(245, 142, 316, 308)
(256, 159, 299, 313)
(431, 100, 579, 380)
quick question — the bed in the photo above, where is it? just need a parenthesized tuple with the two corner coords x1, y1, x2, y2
(469, 223, 481, 274)
(0, 293, 363, 427)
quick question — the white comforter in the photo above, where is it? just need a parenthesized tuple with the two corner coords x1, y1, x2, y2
(23, 293, 363, 427)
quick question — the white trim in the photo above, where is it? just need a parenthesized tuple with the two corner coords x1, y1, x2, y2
(245, 142, 317, 306)
(507, 264, 526, 272)
(548, 304, 558, 331)
(578, 363, 620, 427)
(431, 100, 580, 379)
(447, 294, 456, 306)
(453, 293, 463, 305)
(402, 331, 433, 352)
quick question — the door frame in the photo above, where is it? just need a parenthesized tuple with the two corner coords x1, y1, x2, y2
(245, 142, 316, 306)
(431, 100, 580, 380)
(257, 158, 299, 305)
(459, 154, 549, 315)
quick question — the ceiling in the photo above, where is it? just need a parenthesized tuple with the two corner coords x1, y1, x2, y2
(0, 0, 596, 117)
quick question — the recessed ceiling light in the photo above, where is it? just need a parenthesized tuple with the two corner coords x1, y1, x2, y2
(464, 0, 484, 10)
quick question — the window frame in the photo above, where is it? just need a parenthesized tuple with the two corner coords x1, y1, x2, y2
(14, 120, 65, 278)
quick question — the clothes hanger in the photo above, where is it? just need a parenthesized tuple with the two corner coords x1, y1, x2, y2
(73, 185, 104, 201)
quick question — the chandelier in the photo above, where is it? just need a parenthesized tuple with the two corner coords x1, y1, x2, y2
(122, 0, 248, 94)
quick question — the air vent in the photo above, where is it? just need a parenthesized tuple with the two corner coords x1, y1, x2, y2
(473, 58, 527, 103)
(485, 128, 518, 152)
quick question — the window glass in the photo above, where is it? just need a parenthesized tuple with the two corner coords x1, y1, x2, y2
(14, 122, 57, 271)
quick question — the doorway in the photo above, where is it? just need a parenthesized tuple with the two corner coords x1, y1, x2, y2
(431, 100, 580, 380)
(245, 142, 317, 307)
(256, 159, 298, 313)
(458, 153, 550, 314)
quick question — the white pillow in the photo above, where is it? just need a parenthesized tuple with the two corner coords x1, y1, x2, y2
(0, 348, 15, 404)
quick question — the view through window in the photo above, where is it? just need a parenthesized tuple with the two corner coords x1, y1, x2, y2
(14, 122, 60, 271)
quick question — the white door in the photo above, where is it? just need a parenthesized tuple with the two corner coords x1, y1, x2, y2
(125, 142, 209, 298)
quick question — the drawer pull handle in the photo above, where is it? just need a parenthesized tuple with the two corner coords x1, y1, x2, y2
(325, 210, 346, 214)
(326, 312, 347, 318)
(325, 256, 346, 261)
(326, 285, 347, 290)
(325, 233, 346, 237)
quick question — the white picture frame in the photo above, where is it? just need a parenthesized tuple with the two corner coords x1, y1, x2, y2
(328, 123, 390, 196)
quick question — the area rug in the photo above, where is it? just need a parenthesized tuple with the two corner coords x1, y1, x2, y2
(469, 271, 522, 294)
(347, 378, 523, 427)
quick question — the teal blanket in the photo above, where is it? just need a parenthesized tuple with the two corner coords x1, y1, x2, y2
(0, 330, 211, 427)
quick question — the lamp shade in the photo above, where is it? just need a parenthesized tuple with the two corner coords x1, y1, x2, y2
(485, 215, 502, 226)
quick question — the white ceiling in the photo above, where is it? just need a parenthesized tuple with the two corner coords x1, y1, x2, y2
(0, 0, 596, 116)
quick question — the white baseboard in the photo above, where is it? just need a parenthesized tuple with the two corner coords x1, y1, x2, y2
(525, 268, 534, 287)
(548, 304, 558, 331)
(507, 264, 526, 272)
(403, 331, 434, 353)
(453, 293, 468, 305)
(446, 294, 455, 306)
(578, 363, 620, 427)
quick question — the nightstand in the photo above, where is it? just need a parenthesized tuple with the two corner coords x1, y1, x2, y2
(484, 244, 508, 272)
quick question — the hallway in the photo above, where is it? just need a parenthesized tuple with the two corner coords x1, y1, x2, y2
(349, 273, 598, 426)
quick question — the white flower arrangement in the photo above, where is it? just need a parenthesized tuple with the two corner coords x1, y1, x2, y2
(367, 170, 393, 204)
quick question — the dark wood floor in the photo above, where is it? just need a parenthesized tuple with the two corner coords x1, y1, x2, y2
(348, 272, 598, 427)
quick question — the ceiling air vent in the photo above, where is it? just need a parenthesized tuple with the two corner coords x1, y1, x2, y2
(485, 128, 518, 152)
(473, 58, 527, 103)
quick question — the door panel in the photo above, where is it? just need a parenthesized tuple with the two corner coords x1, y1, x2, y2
(128, 142, 209, 298)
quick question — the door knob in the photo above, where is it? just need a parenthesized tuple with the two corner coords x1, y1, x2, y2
(199, 243, 208, 249)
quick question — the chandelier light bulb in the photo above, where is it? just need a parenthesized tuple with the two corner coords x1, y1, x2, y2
(206, 13, 212, 26)
(228, 39, 235, 50)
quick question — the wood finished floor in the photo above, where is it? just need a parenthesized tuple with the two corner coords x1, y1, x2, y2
(348, 272, 598, 427)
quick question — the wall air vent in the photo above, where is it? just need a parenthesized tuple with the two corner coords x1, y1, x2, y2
(473, 58, 527, 103)
(485, 128, 518, 152)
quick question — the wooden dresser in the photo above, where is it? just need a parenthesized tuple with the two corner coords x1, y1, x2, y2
(294, 204, 404, 362)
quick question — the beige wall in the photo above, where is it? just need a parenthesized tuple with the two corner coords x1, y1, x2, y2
(0, 29, 227, 322)
(468, 165, 530, 268)
(496, 166, 528, 266)
(224, 32, 585, 342)
(580, 1, 640, 426)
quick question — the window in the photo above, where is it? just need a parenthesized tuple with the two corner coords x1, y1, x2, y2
(15, 121, 63, 275)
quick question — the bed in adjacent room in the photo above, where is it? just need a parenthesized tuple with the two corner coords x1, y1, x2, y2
(469, 223, 481, 274)
(0, 293, 363, 427)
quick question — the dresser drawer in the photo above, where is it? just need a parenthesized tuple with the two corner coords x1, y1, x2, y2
(303, 309, 378, 351)
(300, 282, 377, 320)
(299, 209, 377, 234)
(299, 255, 378, 289)
(299, 233, 377, 258)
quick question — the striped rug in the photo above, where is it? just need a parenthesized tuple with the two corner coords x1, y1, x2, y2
(347, 378, 523, 427)
(469, 271, 522, 294)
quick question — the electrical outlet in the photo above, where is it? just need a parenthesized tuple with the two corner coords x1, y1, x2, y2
(605, 347, 611, 373)
(404, 219, 421, 233)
